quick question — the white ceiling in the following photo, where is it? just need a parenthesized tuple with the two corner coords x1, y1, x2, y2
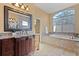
(34, 3, 78, 14)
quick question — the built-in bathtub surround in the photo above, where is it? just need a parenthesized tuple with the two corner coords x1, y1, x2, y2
(41, 34, 79, 56)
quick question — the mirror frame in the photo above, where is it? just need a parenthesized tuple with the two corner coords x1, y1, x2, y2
(4, 6, 32, 32)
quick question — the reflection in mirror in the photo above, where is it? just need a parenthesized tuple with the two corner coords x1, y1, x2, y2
(8, 10, 30, 30)
(22, 21, 28, 26)
(4, 6, 32, 31)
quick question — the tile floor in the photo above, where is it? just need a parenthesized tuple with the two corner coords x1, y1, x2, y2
(33, 42, 76, 56)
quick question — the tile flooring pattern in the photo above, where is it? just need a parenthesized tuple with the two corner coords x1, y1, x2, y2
(33, 42, 76, 56)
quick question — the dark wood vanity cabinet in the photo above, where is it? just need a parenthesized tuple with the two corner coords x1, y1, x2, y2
(0, 35, 35, 56)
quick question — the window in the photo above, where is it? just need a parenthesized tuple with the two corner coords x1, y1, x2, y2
(22, 21, 28, 26)
(52, 8, 75, 33)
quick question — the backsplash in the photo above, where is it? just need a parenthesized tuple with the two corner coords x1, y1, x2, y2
(12, 31, 35, 36)
(0, 32, 12, 36)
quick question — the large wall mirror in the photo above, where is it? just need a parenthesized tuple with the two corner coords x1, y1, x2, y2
(4, 6, 32, 32)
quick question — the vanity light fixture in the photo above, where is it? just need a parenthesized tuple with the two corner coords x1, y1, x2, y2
(12, 3, 29, 11)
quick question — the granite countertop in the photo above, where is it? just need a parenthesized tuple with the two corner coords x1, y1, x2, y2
(49, 34, 79, 41)
(0, 34, 35, 39)
(0, 31, 36, 39)
(0, 36, 14, 39)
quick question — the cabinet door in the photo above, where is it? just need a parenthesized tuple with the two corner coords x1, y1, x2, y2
(25, 37, 29, 55)
(2, 38, 14, 56)
(29, 37, 32, 53)
(21, 37, 26, 56)
(0, 40, 2, 56)
(15, 37, 29, 56)
(15, 38, 22, 56)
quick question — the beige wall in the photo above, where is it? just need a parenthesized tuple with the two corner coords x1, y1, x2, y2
(73, 4, 79, 33)
(0, 3, 50, 34)
(0, 4, 4, 32)
(49, 14, 54, 32)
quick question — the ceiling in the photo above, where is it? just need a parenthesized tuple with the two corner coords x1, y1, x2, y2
(34, 3, 78, 14)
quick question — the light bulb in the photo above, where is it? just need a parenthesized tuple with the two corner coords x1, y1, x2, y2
(21, 5, 25, 9)
(26, 7, 29, 11)
(26, 5, 29, 11)
(15, 3, 19, 7)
